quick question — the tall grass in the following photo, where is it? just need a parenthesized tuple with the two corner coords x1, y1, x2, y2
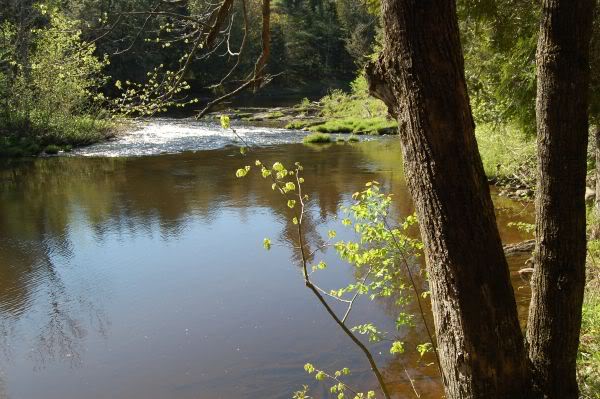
(476, 123, 536, 185)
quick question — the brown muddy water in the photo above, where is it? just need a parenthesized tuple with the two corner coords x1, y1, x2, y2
(0, 120, 534, 399)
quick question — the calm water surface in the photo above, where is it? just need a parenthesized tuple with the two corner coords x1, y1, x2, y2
(0, 120, 533, 399)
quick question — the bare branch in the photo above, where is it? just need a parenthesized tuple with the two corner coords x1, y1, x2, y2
(342, 265, 372, 324)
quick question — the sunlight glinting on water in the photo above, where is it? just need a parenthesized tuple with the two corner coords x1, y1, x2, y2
(73, 119, 363, 157)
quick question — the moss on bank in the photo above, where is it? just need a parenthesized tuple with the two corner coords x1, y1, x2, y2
(308, 117, 396, 135)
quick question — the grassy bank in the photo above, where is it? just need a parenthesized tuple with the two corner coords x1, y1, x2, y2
(303, 132, 332, 143)
(475, 123, 537, 193)
(299, 78, 539, 185)
(308, 116, 396, 135)
(0, 115, 117, 157)
(286, 75, 399, 135)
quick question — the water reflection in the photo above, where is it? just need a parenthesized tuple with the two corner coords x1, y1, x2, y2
(0, 139, 533, 399)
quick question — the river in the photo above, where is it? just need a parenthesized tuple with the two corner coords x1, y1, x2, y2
(0, 119, 534, 399)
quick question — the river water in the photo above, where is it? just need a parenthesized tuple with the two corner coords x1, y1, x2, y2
(0, 119, 533, 399)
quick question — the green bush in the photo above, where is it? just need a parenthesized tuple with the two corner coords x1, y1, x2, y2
(44, 144, 60, 155)
(0, 8, 111, 154)
(304, 74, 397, 136)
(320, 74, 388, 119)
(303, 133, 332, 144)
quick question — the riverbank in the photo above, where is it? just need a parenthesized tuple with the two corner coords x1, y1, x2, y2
(0, 116, 126, 157)
(209, 76, 398, 136)
(208, 104, 397, 136)
(211, 103, 540, 199)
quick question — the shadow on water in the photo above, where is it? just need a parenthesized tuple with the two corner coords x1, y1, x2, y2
(0, 128, 533, 399)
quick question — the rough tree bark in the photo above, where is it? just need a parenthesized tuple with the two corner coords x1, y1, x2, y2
(526, 1, 594, 398)
(365, 1, 531, 397)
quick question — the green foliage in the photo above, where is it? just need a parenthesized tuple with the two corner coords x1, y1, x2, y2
(579, 286, 600, 398)
(265, 111, 285, 119)
(295, 97, 312, 111)
(508, 222, 535, 234)
(0, 5, 113, 152)
(334, 0, 378, 66)
(390, 341, 404, 355)
(43, 144, 60, 155)
(263, 238, 272, 250)
(320, 75, 388, 120)
(220, 115, 231, 129)
(417, 342, 433, 357)
(309, 117, 396, 135)
(30, 9, 107, 119)
(110, 63, 196, 116)
(231, 144, 432, 396)
(299, 363, 374, 399)
(333, 183, 423, 308)
(292, 385, 311, 399)
(352, 323, 384, 343)
(301, 74, 397, 136)
(459, 0, 540, 136)
(273, 0, 356, 84)
(303, 133, 332, 144)
(475, 123, 536, 185)
(580, 210, 600, 397)
(285, 121, 311, 130)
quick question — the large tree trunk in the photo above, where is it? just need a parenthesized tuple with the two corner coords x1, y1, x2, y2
(366, 1, 531, 397)
(526, 1, 594, 398)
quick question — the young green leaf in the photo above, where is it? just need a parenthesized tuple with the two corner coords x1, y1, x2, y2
(263, 238, 272, 250)
(220, 115, 231, 129)
(390, 341, 404, 354)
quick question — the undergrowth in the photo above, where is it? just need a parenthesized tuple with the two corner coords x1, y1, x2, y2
(476, 123, 536, 187)
(0, 114, 116, 157)
(581, 210, 600, 398)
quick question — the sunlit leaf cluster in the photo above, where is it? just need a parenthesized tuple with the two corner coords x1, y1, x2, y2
(297, 363, 376, 399)
(225, 120, 435, 397)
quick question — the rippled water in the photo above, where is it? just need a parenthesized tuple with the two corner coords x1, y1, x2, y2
(73, 118, 365, 157)
(0, 120, 534, 399)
